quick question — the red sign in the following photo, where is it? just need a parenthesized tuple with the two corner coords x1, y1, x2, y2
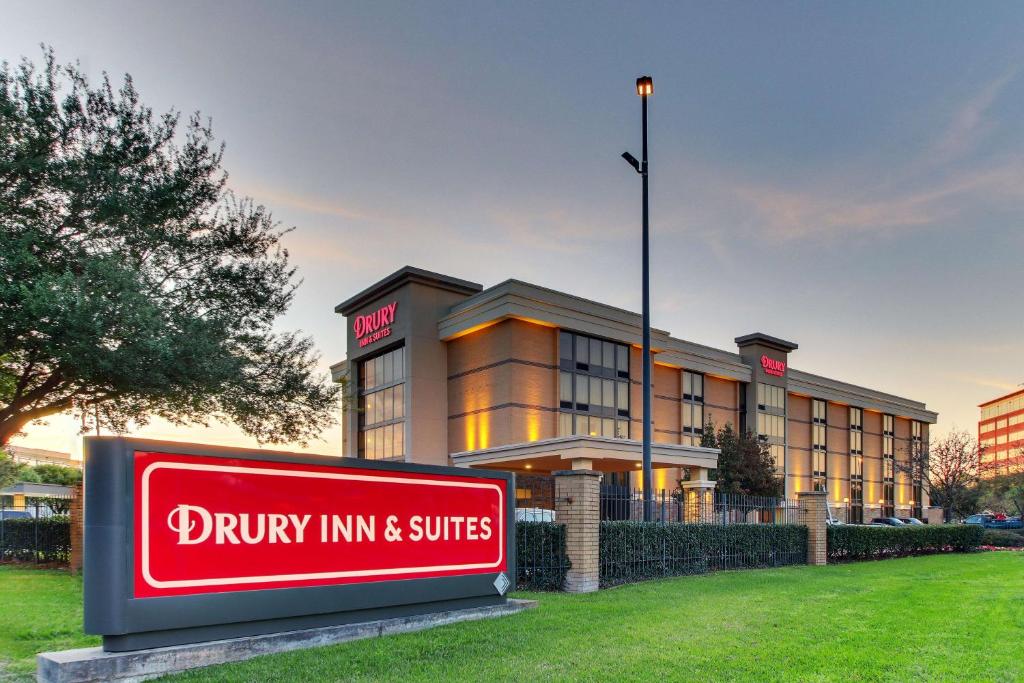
(353, 302, 397, 348)
(761, 354, 786, 377)
(133, 451, 506, 598)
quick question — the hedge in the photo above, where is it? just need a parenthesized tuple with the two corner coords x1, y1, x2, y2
(981, 529, 1024, 548)
(827, 524, 983, 562)
(516, 521, 570, 591)
(0, 516, 71, 563)
(599, 522, 808, 587)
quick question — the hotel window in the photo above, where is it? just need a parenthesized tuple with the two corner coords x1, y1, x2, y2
(849, 407, 863, 524)
(557, 331, 630, 440)
(682, 371, 704, 446)
(756, 383, 786, 472)
(882, 414, 895, 517)
(357, 345, 405, 460)
(812, 399, 827, 492)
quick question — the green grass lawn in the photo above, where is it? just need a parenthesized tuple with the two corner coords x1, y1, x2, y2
(2, 553, 1023, 682)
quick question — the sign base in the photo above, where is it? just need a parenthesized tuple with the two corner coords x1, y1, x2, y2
(39, 599, 536, 683)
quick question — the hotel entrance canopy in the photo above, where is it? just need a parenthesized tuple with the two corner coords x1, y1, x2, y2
(450, 435, 719, 474)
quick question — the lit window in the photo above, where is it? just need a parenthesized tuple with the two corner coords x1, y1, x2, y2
(557, 331, 630, 440)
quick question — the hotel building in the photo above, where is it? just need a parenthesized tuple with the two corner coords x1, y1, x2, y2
(332, 267, 938, 523)
(979, 388, 1024, 476)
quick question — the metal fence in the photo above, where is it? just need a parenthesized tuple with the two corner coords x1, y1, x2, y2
(0, 499, 73, 564)
(600, 486, 799, 525)
(516, 520, 570, 591)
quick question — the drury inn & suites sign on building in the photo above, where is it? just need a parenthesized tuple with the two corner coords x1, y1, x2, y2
(332, 266, 938, 524)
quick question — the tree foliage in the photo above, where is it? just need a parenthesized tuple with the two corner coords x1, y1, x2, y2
(700, 421, 783, 498)
(896, 429, 983, 522)
(0, 49, 340, 445)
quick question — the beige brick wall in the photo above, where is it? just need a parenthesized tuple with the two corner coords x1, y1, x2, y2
(798, 491, 828, 565)
(447, 319, 558, 451)
(863, 410, 883, 506)
(827, 402, 850, 506)
(555, 470, 601, 592)
(705, 376, 738, 429)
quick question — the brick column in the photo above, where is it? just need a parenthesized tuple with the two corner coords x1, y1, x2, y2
(553, 469, 601, 593)
(798, 490, 827, 566)
(926, 506, 945, 525)
(69, 483, 84, 574)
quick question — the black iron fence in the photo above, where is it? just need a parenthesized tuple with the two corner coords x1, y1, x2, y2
(516, 520, 570, 591)
(600, 486, 799, 525)
(0, 500, 72, 564)
(600, 521, 808, 587)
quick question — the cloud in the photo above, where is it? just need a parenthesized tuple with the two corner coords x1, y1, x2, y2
(933, 68, 1019, 163)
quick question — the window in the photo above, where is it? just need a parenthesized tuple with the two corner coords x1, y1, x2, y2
(682, 371, 704, 446)
(756, 383, 786, 472)
(849, 407, 863, 523)
(812, 399, 827, 492)
(557, 331, 630, 440)
(882, 414, 895, 516)
(358, 346, 405, 460)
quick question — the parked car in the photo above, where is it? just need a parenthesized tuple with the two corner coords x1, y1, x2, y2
(870, 517, 906, 527)
(898, 517, 925, 526)
(964, 513, 1024, 529)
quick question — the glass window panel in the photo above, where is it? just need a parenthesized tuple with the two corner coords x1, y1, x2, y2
(560, 332, 573, 362)
(683, 372, 692, 397)
(590, 376, 602, 408)
(616, 420, 629, 439)
(383, 424, 393, 458)
(694, 374, 703, 400)
(394, 384, 405, 419)
(559, 371, 573, 404)
(695, 405, 704, 432)
(602, 418, 615, 438)
(383, 387, 394, 422)
(394, 424, 404, 457)
(603, 341, 615, 370)
(558, 413, 572, 437)
(574, 413, 588, 436)
(365, 428, 376, 460)
(382, 351, 393, 385)
(395, 347, 405, 380)
(364, 359, 375, 390)
(589, 339, 602, 369)
(575, 374, 589, 406)
(616, 345, 629, 373)
(576, 335, 589, 366)
(602, 379, 614, 408)
(374, 356, 384, 388)
(616, 381, 628, 412)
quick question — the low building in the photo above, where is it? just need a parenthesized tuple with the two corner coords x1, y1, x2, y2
(979, 388, 1024, 476)
(332, 266, 938, 523)
(5, 445, 81, 471)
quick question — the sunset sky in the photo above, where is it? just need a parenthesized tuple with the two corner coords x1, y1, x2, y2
(5, 2, 1023, 458)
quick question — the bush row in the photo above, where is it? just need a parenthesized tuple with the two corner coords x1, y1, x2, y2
(827, 524, 983, 561)
(516, 521, 570, 591)
(599, 521, 808, 588)
(981, 529, 1024, 547)
(0, 516, 71, 563)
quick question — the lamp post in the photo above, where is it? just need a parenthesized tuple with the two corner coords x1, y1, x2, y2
(622, 75, 654, 521)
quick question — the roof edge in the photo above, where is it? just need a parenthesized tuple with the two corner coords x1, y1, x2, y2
(334, 266, 482, 316)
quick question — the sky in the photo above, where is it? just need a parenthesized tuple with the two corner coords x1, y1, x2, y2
(4, 1, 1023, 459)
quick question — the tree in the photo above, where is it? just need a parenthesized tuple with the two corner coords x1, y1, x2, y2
(700, 421, 783, 498)
(897, 429, 983, 522)
(0, 50, 340, 446)
(31, 463, 82, 487)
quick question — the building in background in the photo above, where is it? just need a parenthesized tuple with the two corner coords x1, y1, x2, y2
(979, 388, 1024, 476)
(332, 266, 938, 523)
(4, 445, 81, 471)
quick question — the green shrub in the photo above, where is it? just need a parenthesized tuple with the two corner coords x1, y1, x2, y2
(981, 529, 1024, 547)
(516, 521, 570, 591)
(599, 522, 807, 587)
(0, 516, 71, 563)
(827, 524, 983, 562)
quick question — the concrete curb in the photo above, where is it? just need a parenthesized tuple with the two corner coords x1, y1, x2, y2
(38, 599, 537, 683)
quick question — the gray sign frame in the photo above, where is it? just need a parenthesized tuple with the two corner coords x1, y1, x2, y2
(84, 437, 516, 652)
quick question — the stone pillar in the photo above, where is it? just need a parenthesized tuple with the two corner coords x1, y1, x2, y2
(926, 506, 945, 525)
(798, 490, 827, 566)
(69, 483, 84, 574)
(679, 476, 716, 523)
(553, 469, 601, 593)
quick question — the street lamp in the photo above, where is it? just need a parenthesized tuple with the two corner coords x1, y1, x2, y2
(622, 75, 654, 521)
